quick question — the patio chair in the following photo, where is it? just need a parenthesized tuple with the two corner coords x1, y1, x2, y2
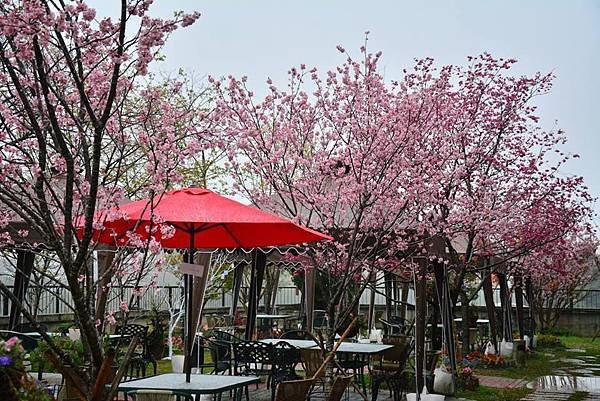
(126, 389, 193, 401)
(116, 324, 153, 377)
(279, 330, 312, 340)
(380, 316, 409, 336)
(328, 375, 354, 401)
(270, 341, 302, 400)
(370, 335, 412, 401)
(313, 310, 328, 330)
(273, 378, 314, 401)
(13, 322, 49, 334)
(299, 347, 326, 398)
(335, 339, 368, 394)
(206, 337, 234, 375)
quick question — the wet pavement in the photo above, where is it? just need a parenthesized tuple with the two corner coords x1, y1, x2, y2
(528, 348, 600, 393)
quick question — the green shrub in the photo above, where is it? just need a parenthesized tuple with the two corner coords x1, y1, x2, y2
(541, 327, 571, 337)
(536, 334, 563, 348)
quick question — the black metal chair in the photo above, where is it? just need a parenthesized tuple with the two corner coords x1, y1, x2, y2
(380, 316, 409, 336)
(270, 341, 302, 401)
(313, 310, 328, 330)
(335, 339, 369, 394)
(279, 330, 312, 340)
(116, 324, 153, 377)
(13, 323, 49, 334)
(205, 337, 233, 375)
(233, 340, 274, 400)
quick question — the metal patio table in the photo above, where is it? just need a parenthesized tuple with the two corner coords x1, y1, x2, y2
(117, 373, 260, 396)
(330, 342, 393, 355)
(260, 338, 318, 349)
(261, 338, 393, 354)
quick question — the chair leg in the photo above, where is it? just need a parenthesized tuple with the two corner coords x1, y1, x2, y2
(371, 377, 381, 401)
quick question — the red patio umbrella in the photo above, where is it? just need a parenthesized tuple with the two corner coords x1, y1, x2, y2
(88, 187, 331, 381)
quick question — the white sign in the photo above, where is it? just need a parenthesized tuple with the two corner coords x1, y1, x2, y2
(177, 262, 206, 277)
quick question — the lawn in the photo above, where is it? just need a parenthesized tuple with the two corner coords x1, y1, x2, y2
(473, 334, 600, 380)
(456, 387, 533, 401)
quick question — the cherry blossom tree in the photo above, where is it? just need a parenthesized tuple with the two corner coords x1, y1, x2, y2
(212, 41, 448, 349)
(0, 1, 201, 399)
(213, 41, 596, 393)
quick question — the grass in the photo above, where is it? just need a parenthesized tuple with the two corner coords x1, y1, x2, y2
(473, 334, 600, 381)
(456, 386, 533, 401)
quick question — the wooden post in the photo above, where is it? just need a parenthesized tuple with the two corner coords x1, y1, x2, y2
(482, 267, 498, 351)
(415, 257, 427, 393)
(514, 275, 525, 339)
(9, 249, 34, 329)
(245, 249, 266, 340)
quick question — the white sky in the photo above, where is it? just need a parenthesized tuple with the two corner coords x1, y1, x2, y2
(91, 0, 600, 224)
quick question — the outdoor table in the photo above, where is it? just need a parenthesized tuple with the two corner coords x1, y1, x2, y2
(260, 338, 393, 355)
(330, 342, 393, 355)
(256, 314, 295, 333)
(21, 332, 61, 337)
(260, 338, 318, 349)
(117, 373, 260, 396)
(256, 314, 295, 320)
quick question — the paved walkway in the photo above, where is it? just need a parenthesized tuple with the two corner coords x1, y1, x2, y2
(478, 375, 528, 389)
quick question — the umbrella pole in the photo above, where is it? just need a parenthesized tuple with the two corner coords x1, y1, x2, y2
(185, 235, 195, 382)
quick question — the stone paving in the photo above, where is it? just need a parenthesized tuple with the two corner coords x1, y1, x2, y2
(478, 375, 528, 389)
(520, 389, 575, 401)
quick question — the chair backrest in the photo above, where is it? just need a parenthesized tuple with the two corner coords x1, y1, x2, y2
(427, 350, 441, 373)
(274, 378, 314, 401)
(13, 323, 48, 333)
(279, 330, 312, 340)
(372, 335, 412, 370)
(313, 310, 328, 328)
(207, 338, 231, 367)
(117, 324, 149, 340)
(271, 341, 301, 372)
(328, 375, 353, 401)
(213, 330, 241, 344)
(299, 348, 323, 378)
(128, 390, 193, 401)
(233, 340, 273, 369)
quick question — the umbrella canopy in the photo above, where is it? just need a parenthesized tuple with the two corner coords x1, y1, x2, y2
(92, 187, 331, 248)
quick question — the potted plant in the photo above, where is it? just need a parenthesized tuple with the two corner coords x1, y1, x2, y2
(168, 336, 185, 373)
(0, 337, 53, 401)
(458, 366, 479, 391)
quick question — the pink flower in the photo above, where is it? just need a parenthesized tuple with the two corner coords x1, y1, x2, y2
(4, 336, 19, 352)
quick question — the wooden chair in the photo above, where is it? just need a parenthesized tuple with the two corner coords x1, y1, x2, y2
(329, 375, 354, 401)
(299, 348, 323, 379)
(273, 378, 314, 401)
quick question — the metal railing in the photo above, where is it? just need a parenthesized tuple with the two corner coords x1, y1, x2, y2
(1, 285, 599, 318)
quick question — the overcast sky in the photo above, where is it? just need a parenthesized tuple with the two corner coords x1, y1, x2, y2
(93, 1, 600, 224)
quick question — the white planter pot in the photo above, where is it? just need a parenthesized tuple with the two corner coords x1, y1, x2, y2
(171, 355, 185, 373)
(68, 328, 81, 341)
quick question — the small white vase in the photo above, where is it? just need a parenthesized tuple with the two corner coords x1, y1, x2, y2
(171, 355, 185, 373)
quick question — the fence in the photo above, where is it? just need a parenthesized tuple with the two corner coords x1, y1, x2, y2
(1, 285, 599, 318)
